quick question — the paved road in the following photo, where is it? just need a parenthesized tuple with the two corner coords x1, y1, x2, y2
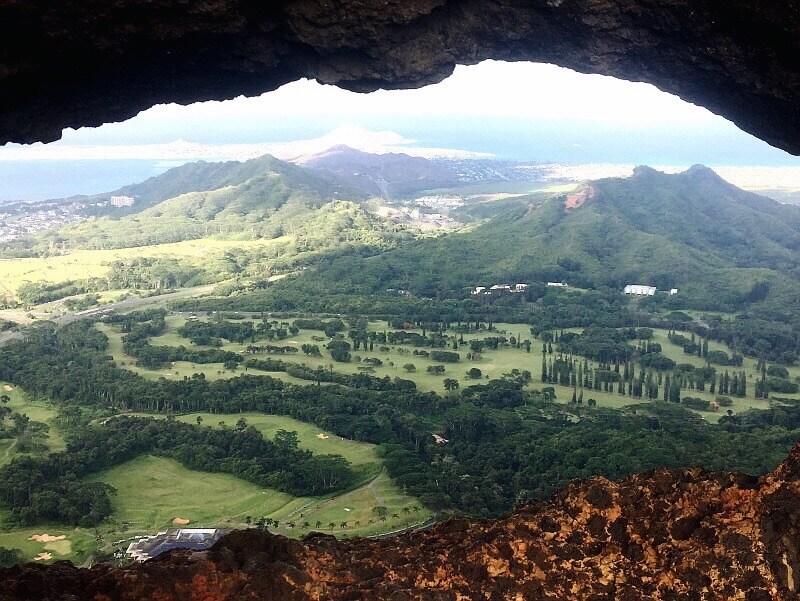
(0, 285, 216, 347)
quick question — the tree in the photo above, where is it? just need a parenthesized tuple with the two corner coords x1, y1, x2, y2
(467, 367, 482, 379)
(196, 415, 203, 426)
(403, 363, 416, 372)
(0, 395, 9, 405)
(236, 417, 248, 431)
(373, 506, 388, 519)
(443, 378, 460, 393)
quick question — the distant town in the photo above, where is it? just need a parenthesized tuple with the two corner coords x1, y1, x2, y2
(0, 195, 134, 241)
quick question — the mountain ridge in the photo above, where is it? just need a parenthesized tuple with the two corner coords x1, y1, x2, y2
(263, 165, 800, 312)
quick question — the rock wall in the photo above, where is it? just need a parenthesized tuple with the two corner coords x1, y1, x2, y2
(1, 1, 799, 152)
(4, 443, 800, 600)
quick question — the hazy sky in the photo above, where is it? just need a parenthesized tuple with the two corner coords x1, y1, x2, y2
(2, 61, 800, 200)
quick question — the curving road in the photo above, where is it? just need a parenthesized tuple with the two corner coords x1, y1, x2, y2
(0, 284, 216, 347)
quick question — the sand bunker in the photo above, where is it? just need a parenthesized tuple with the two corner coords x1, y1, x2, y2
(3, 385, 12, 392)
(34, 553, 52, 561)
(316, 433, 330, 440)
(28, 534, 66, 543)
(173, 517, 190, 525)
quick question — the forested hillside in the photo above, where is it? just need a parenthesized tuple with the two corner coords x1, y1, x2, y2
(255, 166, 800, 309)
(1, 155, 371, 252)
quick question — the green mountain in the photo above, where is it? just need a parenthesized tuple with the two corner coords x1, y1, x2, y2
(292, 145, 461, 200)
(279, 165, 800, 310)
(80, 154, 363, 219)
(8, 154, 377, 251)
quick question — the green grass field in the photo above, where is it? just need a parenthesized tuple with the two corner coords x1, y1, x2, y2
(130, 411, 383, 481)
(0, 382, 65, 466)
(0, 237, 274, 296)
(86, 455, 304, 532)
(0, 521, 98, 566)
(98, 315, 784, 423)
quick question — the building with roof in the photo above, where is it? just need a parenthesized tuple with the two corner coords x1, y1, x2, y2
(125, 528, 232, 562)
(623, 285, 657, 296)
(110, 195, 134, 207)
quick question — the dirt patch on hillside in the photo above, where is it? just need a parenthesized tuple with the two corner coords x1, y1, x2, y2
(564, 185, 595, 210)
(173, 518, 191, 525)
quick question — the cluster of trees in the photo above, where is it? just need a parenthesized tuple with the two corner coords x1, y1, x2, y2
(555, 327, 638, 363)
(4, 318, 800, 524)
(0, 416, 356, 527)
(243, 358, 416, 391)
(668, 331, 743, 366)
(127, 341, 244, 369)
(178, 319, 255, 344)
(17, 279, 106, 306)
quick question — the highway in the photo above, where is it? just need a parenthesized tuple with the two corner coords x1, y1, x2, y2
(0, 284, 216, 347)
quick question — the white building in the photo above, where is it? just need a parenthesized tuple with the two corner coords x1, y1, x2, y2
(624, 285, 657, 296)
(472, 286, 486, 295)
(514, 283, 528, 292)
(547, 282, 568, 288)
(489, 285, 512, 292)
(126, 528, 230, 562)
(669, 288, 678, 295)
(110, 195, 134, 207)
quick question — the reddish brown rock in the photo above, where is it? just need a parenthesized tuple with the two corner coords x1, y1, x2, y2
(4, 444, 800, 600)
(1, 2, 800, 153)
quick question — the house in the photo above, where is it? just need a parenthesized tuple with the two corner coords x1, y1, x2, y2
(669, 288, 678, 295)
(624, 285, 657, 296)
(125, 528, 232, 562)
(547, 282, 568, 288)
(489, 284, 512, 292)
(514, 283, 528, 292)
(109, 195, 134, 207)
(472, 286, 486, 295)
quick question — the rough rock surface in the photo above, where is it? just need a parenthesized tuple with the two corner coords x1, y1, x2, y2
(4, 445, 800, 600)
(1, 1, 800, 153)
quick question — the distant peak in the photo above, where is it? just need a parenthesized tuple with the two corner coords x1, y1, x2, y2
(631, 165, 662, 177)
(684, 164, 720, 177)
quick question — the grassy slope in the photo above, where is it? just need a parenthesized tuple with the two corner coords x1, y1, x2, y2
(0, 238, 273, 295)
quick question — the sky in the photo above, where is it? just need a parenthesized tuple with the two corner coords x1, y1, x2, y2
(2, 61, 799, 200)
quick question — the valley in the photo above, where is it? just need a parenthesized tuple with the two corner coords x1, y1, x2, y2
(1, 152, 800, 572)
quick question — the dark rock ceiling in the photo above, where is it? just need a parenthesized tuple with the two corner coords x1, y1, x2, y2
(0, 1, 798, 153)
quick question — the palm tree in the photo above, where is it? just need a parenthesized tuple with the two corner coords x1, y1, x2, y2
(391, 513, 400, 520)
(354, 521, 361, 528)
(412, 506, 420, 513)
(402, 507, 411, 515)
(327, 522, 335, 532)
(315, 520, 323, 529)
(340, 521, 348, 529)
(302, 521, 310, 529)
